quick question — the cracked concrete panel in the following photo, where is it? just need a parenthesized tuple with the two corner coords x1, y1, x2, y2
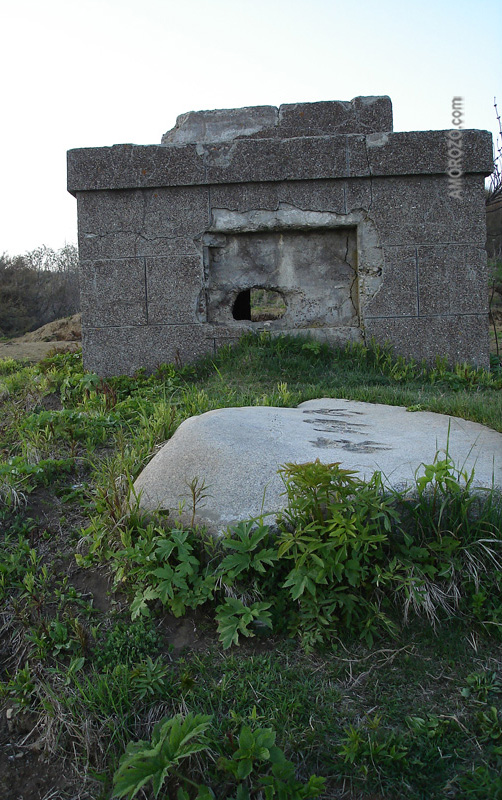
(208, 181, 346, 215)
(139, 186, 210, 239)
(364, 315, 489, 368)
(146, 256, 205, 324)
(136, 236, 201, 259)
(206, 229, 358, 329)
(76, 190, 143, 260)
(345, 180, 373, 213)
(80, 258, 147, 327)
(77, 190, 145, 235)
(369, 175, 487, 246)
(77, 187, 209, 261)
(363, 246, 418, 318)
(162, 106, 279, 144)
(78, 230, 139, 261)
(417, 246, 488, 316)
(209, 183, 281, 213)
(162, 97, 393, 146)
(278, 181, 346, 214)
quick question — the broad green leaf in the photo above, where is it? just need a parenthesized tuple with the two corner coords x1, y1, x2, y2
(236, 757, 253, 779)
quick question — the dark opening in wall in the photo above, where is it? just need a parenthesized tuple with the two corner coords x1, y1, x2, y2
(232, 289, 251, 320)
(232, 289, 287, 321)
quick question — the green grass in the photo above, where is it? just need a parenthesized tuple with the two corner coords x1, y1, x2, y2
(1, 334, 502, 799)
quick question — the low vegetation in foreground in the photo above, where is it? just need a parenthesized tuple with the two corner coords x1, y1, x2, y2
(1, 333, 502, 800)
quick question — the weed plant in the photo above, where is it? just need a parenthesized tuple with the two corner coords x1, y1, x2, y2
(1, 335, 502, 798)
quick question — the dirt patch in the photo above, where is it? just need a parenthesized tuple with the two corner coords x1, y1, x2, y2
(0, 315, 82, 364)
(21, 315, 82, 343)
(69, 568, 115, 614)
(0, 340, 80, 363)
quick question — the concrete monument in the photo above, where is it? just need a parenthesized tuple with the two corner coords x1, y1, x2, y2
(67, 97, 493, 375)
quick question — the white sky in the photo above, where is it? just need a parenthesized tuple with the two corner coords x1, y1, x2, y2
(1, 0, 501, 255)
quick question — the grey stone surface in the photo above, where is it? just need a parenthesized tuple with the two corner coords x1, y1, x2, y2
(202, 136, 352, 185)
(68, 97, 493, 375)
(367, 130, 493, 177)
(68, 144, 206, 192)
(80, 258, 147, 327)
(417, 246, 488, 316)
(369, 175, 487, 246)
(161, 97, 393, 146)
(77, 187, 210, 261)
(279, 96, 393, 137)
(364, 315, 490, 368)
(134, 399, 502, 534)
(68, 132, 492, 193)
(82, 324, 215, 375)
(364, 246, 419, 318)
(146, 256, 204, 324)
(209, 180, 347, 215)
(162, 106, 279, 144)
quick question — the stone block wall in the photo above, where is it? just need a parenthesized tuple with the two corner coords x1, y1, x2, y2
(67, 97, 493, 375)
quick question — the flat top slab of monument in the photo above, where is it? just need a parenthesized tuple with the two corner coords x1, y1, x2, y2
(134, 399, 502, 534)
(161, 96, 394, 144)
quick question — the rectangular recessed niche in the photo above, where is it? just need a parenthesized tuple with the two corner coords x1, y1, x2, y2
(205, 228, 358, 330)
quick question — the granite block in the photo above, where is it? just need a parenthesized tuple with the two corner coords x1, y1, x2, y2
(277, 180, 346, 213)
(417, 246, 488, 315)
(345, 179, 372, 212)
(363, 247, 419, 318)
(278, 96, 393, 137)
(352, 95, 393, 134)
(80, 258, 147, 327)
(209, 183, 281, 213)
(347, 136, 371, 178)
(366, 130, 493, 177)
(68, 144, 206, 193)
(82, 324, 215, 376)
(162, 97, 393, 145)
(146, 256, 204, 324)
(77, 189, 144, 234)
(209, 180, 346, 215)
(69, 131, 492, 195)
(78, 230, 138, 262)
(364, 314, 489, 368)
(77, 187, 209, 259)
(369, 175, 487, 245)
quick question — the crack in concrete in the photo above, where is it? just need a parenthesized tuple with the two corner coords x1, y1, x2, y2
(364, 137, 374, 212)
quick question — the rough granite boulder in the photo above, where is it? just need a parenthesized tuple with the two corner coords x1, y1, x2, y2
(134, 399, 502, 534)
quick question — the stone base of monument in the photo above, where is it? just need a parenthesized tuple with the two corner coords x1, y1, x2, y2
(133, 399, 502, 535)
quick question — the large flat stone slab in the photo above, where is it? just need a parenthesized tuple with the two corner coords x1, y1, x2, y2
(134, 399, 502, 533)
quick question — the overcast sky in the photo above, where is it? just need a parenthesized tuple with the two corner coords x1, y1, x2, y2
(1, 0, 501, 256)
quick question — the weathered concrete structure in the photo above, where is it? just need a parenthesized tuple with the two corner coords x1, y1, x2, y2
(67, 97, 493, 376)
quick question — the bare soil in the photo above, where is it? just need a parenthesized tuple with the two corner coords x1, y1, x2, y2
(0, 314, 81, 363)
